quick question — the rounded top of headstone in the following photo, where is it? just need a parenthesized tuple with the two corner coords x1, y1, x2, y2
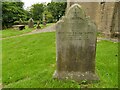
(29, 18, 34, 22)
(66, 4, 86, 19)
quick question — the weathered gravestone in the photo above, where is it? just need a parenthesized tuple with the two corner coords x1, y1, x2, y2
(36, 21, 41, 29)
(28, 18, 34, 28)
(43, 14, 46, 26)
(53, 4, 99, 82)
(19, 18, 23, 25)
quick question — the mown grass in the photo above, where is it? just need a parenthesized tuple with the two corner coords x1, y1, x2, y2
(1, 26, 34, 38)
(0, 34, 2, 83)
(1, 23, 54, 38)
(2, 32, 118, 88)
(39, 23, 54, 29)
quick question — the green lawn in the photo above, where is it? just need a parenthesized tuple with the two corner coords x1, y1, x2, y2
(0, 38, 2, 83)
(39, 23, 54, 29)
(1, 23, 54, 38)
(2, 32, 118, 88)
(1, 26, 34, 38)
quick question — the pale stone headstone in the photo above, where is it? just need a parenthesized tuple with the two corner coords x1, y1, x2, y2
(28, 18, 34, 28)
(53, 4, 99, 82)
(43, 14, 46, 26)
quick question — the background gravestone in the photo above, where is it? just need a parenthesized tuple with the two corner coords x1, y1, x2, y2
(19, 18, 23, 25)
(28, 18, 34, 28)
(43, 14, 46, 26)
(53, 4, 99, 82)
(36, 21, 41, 29)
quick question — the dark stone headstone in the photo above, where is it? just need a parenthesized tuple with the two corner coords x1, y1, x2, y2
(36, 21, 41, 29)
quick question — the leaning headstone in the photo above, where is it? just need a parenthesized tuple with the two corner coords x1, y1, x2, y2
(36, 21, 41, 29)
(28, 18, 34, 28)
(53, 4, 99, 82)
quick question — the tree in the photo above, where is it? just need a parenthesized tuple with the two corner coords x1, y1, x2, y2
(47, 2, 67, 22)
(30, 3, 44, 21)
(24, 10, 32, 21)
(2, 1, 26, 28)
(43, 10, 54, 23)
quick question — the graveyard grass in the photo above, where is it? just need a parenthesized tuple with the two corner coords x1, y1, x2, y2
(1, 23, 54, 38)
(2, 32, 118, 88)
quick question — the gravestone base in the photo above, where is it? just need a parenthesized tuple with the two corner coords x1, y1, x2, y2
(53, 71, 99, 83)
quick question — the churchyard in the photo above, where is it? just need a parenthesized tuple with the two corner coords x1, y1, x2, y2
(1, 1, 119, 89)
(2, 32, 118, 88)
(1, 23, 54, 38)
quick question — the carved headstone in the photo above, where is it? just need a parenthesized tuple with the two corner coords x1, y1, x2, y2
(28, 18, 34, 28)
(53, 4, 99, 82)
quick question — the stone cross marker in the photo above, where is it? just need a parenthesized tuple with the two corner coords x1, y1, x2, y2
(28, 18, 34, 28)
(53, 4, 99, 82)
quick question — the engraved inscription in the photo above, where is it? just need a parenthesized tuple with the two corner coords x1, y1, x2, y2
(58, 32, 94, 40)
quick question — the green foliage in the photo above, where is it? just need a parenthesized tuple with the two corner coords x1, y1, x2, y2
(43, 11, 54, 23)
(1, 23, 54, 38)
(13, 21, 20, 25)
(30, 3, 44, 21)
(14, 21, 29, 25)
(19, 18, 23, 25)
(1, 26, 34, 38)
(24, 10, 32, 21)
(2, 32, 118, 88)
(2, 1, 26, 28)
(0, 34, 1, 83)
(2, 2, 67, 29)
(29, 2, 67, 23)
(47, 2, 67, 22)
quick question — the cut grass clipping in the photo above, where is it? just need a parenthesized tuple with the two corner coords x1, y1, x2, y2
(2, 32, 118, 88)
